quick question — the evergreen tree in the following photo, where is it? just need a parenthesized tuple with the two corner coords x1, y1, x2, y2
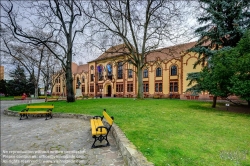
(9, 65, 27, 96)
(188, 0, 250, 107)
(228, 30, 250, 106)
(0, 79, 7, 95)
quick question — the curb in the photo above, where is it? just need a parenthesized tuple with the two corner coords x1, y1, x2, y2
(3, 110, 154, 166)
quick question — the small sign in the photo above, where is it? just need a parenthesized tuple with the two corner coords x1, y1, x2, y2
(225, 103, 230, 106)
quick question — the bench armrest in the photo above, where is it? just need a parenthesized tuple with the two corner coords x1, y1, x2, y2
(92, 116, 103, 119)
(96, 126, 108, 132)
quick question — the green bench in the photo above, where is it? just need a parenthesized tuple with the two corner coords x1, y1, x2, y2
(90, 109, 114, 148)
(19, 105, 54, 120)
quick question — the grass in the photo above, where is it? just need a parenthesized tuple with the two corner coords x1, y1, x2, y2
(0, 96, 15, 100)
(9, 98, 250, 166)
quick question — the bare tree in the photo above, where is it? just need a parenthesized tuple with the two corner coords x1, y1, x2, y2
(1, 0, 91, 102)
(86, 0, 192, 99)
(1, 27, 62, 98)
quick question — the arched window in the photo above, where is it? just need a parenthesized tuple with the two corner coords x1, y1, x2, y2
(143, 69, 148, 78)
(117, 62, 123, 79)
(156, 67, 162, 77)
(82, 76, 85, 83)
(171, 65, 177, 76)
(97, 65, 103, 81)
(106, 64, 113, 80)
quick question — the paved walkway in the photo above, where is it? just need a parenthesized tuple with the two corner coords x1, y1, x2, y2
(1, 100, 126, 166)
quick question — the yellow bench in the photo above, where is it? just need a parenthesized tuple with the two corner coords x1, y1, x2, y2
(14, 96, 23, 100)
(45, 96, 59, 102)
(19, 105, 54, 120)
(90, 109, 114, 148)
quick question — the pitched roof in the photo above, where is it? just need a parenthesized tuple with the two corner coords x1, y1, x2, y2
(90, 44, 130, 62)
(90, 42, 196, 63)
(146, 42, 196, 62)
(72, 62, 88, 74)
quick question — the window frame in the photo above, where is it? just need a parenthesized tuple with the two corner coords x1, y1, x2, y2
(170, 81, 178, 92)
(90, 74, 94, 82)
(127, 83, 133, 92)
(116, 83, 123, 92)
(143, 83, 149, 92)
(117, 62, 123, 79)
(90, 85, 94, 92)
(143, 69, 148, 78)
(155, 82, 162, 92)
(82, 85, 85, 93)
(97, 65, 103, 81)
(128, 69, 133, 78)
(156, 67, 162, 77)
(170, 65, 178, 76)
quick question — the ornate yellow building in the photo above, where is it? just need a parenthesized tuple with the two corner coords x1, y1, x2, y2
(0, 66, 4, 80)
(52, 42, 203, 98)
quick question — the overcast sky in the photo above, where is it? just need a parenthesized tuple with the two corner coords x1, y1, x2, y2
(1, 1, 199, 81)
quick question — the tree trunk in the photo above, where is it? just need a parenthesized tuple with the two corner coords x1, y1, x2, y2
(137, 66, 143, 99)
(66, 61, 75, 102)
(212, 96, 217, 108)
(35, 88, 38, 98)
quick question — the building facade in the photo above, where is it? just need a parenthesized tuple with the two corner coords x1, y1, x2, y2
(52, 42, 204, 99)
(0, 66, 4, 80)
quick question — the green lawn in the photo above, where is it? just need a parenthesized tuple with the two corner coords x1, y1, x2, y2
(0, 96, 15, 100)
(9, 98, 250, 166)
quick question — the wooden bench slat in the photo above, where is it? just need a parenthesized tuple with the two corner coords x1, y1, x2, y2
(103, 111, 113, 125)
(26, 106, 54, 109)
(91, 119, 107, 136)
(19, 111, 51, 114)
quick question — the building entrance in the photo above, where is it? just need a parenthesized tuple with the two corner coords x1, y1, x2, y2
(107, 85, 111, 97)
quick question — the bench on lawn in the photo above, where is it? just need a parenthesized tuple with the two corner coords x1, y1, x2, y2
(45, 96, 59, 102)
(90, 109, 114, 148)
(14, 96, 23, 100)
(19, 105, 54, 120)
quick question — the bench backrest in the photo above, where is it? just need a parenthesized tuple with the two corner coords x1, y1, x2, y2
(103, 110, 114, 126)
(26, 105, 54, 109)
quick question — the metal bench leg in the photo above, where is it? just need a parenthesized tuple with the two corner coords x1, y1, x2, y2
(91, 135, 110, 148)
(91, 137, 98, 148)
(105, 136, 110, 146)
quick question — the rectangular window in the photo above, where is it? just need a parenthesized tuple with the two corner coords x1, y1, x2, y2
(116, 84, 123, 92)
(170, 82, 178, 92)
(98, 85, 102, 92)
(155, 83, 162, 92)
(143, 69, 148, 78)
(82, 85, 85, 93)
(143, 83, 149, 92)
(99, 73, 103, 81)
(91, 74, 94, 82)
(117, 62, 123, 79)
(55, 77, 61, 83)
(90, 85, 94, 92)
(56, 86, 61, 92)
(127, 83, 133, 92)
(128, 69, 133, 78)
